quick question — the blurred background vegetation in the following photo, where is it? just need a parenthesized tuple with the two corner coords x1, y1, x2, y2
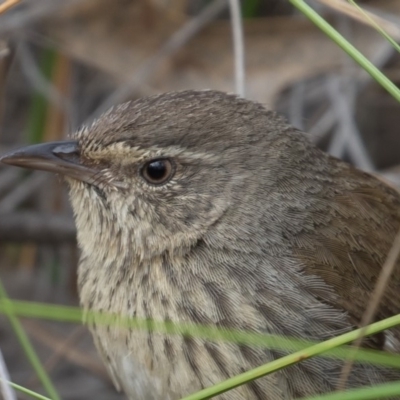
(1, 0, 400, 399)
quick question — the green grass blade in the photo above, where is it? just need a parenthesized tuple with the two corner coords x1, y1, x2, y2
(348, 0, 400, 53)
(1, 300, 400, 367)
(289, 0, 400, 103)
(242, 0, 260, 18)
(0, 379, 52, 400)
(180, 314, 400, 400)
(26, 47, 57, 145)
(0, 283, 60, 400)
(2, 299, 399, 399)
(300, 381, 400, 400)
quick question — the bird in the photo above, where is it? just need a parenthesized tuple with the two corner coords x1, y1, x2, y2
(1, 90, 400, 399)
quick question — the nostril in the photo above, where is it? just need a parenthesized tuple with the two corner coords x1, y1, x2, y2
(52, 142, 80, 163)
(53, 143, 77, 155)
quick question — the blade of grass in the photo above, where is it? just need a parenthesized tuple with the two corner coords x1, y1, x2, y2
(26, 46, 57, 145)
(0, 379, 52, 400)
(338, 226, 400, 388)
(300, 381, 400, 400)
(290, 1, 400, 394)
(180, 314, 400, 400)
(315, 0, 400, 38)
(1, 300, 400, 368)
(0, 283, 60, 400)
(348, 0, 400, 53)
(241, 0, 259, 18)
(289, 0, 400, 103)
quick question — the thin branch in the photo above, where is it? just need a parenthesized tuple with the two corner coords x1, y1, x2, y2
(309, 109, 336, 143)
(23, 322, 110, 383)
(326, 75, 374, 171)
(228, 0, 245, 96)
(289, 0, 400, 103)
(0, 172, 48, 213)
(337, 227, 400, 390)
(0, 0, 21, 15)
(17, 41, 69, 111)
(88, 0, 228, 120)
(314, 0, 400, 38)
(0, 0, 81, 34)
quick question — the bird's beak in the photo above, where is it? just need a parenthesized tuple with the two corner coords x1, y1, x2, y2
(0, 140, 99, 185)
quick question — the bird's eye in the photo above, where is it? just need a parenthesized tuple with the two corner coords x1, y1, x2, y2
(141, 159, 174, 185)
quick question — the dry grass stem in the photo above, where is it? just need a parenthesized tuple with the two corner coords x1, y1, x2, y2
(315, 0, 400, 38)
(23, 321, 111, 382)
(90, 0, 228, 119)
(0, 0, 21, 15)
(338, 227, 400, 390)
(326, 76, 374, 170)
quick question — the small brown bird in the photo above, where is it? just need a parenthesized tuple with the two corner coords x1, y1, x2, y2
(2, 90, 400, 399)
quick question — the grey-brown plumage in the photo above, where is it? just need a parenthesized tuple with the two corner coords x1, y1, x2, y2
(2, 90, 400, 399)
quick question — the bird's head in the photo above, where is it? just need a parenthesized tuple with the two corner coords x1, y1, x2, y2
(1, 90, 292, 265)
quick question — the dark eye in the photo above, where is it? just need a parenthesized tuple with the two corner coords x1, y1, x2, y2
(141, 159, 174, 185)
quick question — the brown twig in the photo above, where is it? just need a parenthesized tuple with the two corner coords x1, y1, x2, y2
(89, 0, 228, 119)
(26, 326, 92, 387)
(0, 0, 22, 16)
(0, 172, 48, 213)
(337, 227, 400, 390)
(315, 0, 400, 38)
(23, 321, 110, 382)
